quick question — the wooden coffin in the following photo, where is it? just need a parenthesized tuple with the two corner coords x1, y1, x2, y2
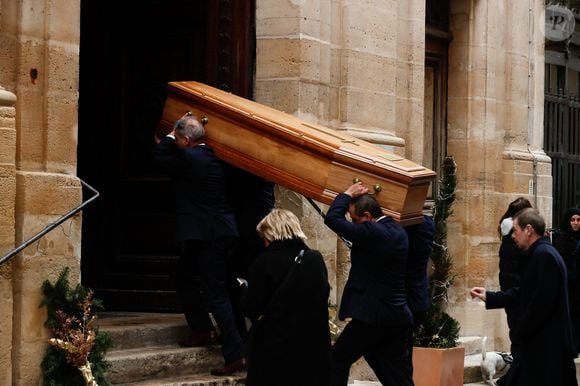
(159, 81, 436, 225)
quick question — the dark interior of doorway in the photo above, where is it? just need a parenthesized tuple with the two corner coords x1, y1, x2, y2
(78, 0, 255, 311)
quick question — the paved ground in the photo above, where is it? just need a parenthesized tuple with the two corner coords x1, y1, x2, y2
(348, 381, 489, 385)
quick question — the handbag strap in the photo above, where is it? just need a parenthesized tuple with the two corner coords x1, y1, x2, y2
(257, 249, 305, 321)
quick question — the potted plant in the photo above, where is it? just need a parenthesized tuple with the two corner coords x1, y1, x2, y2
(412, 156, 464, 386)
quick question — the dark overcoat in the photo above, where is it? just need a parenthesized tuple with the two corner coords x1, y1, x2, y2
(151, 137, 238, 241)
(486, 237, 577, 386)
(404, 215, 435, 315)
(242, 239, 331, 386)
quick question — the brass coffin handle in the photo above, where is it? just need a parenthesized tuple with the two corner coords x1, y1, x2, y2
(200, 116, 209, 125)
(353, 177, 361, 184)
(373, 184, 382, 193)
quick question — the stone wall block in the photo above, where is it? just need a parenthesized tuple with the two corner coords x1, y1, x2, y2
(0, 262, 13, 386)
(18, 212, 82, 258)
(300, 0, 326, 40)
(471, 1, 490, 46)
(0, 0, 19, 33)
(18, 0, 46, 38)
(0, 167, 16, 250)
(256, 15, 300, 39)
(257, 0, 300, 22)
(507, 56, 530, 104)
(330, 0, 342, 45)
(15, 89, 46, 169)
(299, 39, 322, 82)
(397, 19, 425, 62)
(47, 0, 80, 42)
(342, 5, 396, 56)
(16, 172, 82, 217)
(343, 51, 396, 94)
(328, 85, 340, 125)
(17, 38, 46, 86)
(0, 87, 16, 385)
(256, 39, 301, 79)
(47, 43, 79, 93)
(256, 0, 300, 37)
(329, 47, 341, 85)
(254, 79, 299, 113)
(45, 93, 78, 174)
(0, 123, 16, 167)
(0, 35, 18, 89)
(12, 254, 80, 386)
(506, 103, 529, 134)
(402, 98, 425, 163)
(296, 82, 331, 124)
(340, 88, 395, 130)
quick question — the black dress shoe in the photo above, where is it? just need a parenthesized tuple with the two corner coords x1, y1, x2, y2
(210, 357, 247, 375)
(178, 331, 218, 347)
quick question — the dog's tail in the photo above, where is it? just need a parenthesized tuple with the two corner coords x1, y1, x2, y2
(481, 336, 487, 361)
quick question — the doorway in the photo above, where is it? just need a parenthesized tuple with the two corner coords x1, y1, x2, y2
(78, 0, 255, 311)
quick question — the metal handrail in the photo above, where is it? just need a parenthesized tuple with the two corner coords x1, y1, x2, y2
(0, 178, 100, 265)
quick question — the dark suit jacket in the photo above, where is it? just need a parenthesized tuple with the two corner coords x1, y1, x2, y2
(324, 193, 412, 326)
(486, 237, 577, 386)
(404, 215, 435, 314)
(151, 137, 238, 242)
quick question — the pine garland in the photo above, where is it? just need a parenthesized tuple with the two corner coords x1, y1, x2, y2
(414, 155, 461, 349)
(40, 267, 114, 386)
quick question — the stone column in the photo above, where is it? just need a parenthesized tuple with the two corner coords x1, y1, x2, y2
(8, 0, 83, 384)
(446, 0, 547, 350)
(0, 86, 17, 386)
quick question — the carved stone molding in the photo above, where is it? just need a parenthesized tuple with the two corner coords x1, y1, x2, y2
(340, 128, 406, 147)
(0, 86, 16, 107)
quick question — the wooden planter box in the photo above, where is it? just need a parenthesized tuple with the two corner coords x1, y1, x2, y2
(412, 346, 465, 386)
(160, 81, 436, 225)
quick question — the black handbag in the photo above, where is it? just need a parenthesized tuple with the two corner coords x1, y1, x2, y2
(256, 249, 305, 322)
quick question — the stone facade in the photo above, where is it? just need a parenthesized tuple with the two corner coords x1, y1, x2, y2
(0, 0, 83, 384)
(446, 0, 550, 350)
(255, 0, 550, 354)
(0, 0, 550, 383)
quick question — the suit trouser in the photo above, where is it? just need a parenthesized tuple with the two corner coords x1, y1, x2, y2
(176, 237, 245, 363)
(331, 319, 413, 386)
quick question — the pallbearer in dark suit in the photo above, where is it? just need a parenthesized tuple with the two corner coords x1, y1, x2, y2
(324, 182, 413, 386)
(151, 113, 246, 375)
(404, 214, 435, 376)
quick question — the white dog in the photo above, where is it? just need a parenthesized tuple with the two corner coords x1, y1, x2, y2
(480, 336, 513, 386)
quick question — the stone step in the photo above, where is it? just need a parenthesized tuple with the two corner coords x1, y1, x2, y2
(99, 312, 244, 385)
(463, 354, 483, 384)
(117, 374, 246, 386)
(98, 312, 190, 350)
(458, 336, 483, 356)
(106, 344, 227, 384)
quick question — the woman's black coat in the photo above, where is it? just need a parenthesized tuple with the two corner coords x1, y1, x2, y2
(242, 238, 331, 386)
(553, 208, 580, 315)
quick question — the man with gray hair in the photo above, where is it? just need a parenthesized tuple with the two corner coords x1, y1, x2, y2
(470, 208, 577, 386)
(152, 113, 246, 375)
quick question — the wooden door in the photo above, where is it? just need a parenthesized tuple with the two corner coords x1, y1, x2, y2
(78, 0, 255, 311)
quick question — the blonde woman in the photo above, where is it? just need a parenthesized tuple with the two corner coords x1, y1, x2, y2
(243, 209, 331, 386)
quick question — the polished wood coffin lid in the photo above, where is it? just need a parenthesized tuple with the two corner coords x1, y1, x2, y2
(160, 81, 436, 225)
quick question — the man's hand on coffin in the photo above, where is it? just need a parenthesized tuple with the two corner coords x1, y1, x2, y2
(344, 182, 369, 198)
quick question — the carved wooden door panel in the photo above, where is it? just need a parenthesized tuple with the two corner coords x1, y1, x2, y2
(79, 0, 254, 311)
